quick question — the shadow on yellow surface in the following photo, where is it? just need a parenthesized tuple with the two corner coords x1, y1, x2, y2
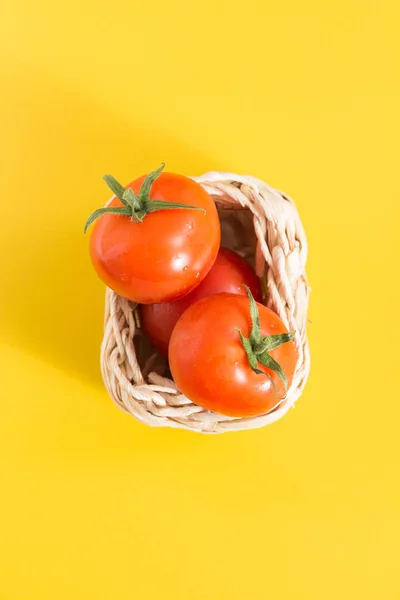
(0, 59, 223, 386)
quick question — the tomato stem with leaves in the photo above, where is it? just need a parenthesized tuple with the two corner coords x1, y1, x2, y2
(238, 285, 295, 392)
(84, 163, 205, 233)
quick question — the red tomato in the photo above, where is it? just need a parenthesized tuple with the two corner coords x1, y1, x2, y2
(141, 248, 262, 354)
(169, 291, 297, 417)
(86, 166, 220, 303)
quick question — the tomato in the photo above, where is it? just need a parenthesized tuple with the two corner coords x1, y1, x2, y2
(141, 248, 262, 355)
(86, 165, 220, 303)
(169, 288, 297, 417)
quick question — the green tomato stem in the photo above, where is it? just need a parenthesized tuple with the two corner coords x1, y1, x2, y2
(238, 285, 295, 393)
(84, 163, 205, 233)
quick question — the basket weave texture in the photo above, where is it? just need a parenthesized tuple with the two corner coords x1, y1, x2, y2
(101, 172, 310, 433)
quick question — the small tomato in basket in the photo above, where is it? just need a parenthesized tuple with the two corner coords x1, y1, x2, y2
(85, 164, 220, 304)
(141, 248, 262, 355)
(169, 286, 297, 418)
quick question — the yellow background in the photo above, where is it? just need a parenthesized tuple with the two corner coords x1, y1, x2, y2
(1, 1, 399, 598)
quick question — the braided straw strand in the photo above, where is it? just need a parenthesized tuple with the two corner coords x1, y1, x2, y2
(100, 172, 310, 433)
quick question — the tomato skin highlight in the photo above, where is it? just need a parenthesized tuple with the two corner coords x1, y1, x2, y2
(89, 172, 220, 303)
(169, 293, 297, 418)
(141, 248, 262, 355)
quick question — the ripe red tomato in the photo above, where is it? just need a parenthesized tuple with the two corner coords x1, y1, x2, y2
(141, 248, 262, 355)
(86, 165, 220, 303)
(169, 289, 297, 417)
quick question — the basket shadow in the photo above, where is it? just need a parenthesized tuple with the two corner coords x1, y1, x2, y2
(0, 61, 223, 386)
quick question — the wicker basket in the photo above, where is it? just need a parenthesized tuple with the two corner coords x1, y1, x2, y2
(100, 172, 310, 433)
